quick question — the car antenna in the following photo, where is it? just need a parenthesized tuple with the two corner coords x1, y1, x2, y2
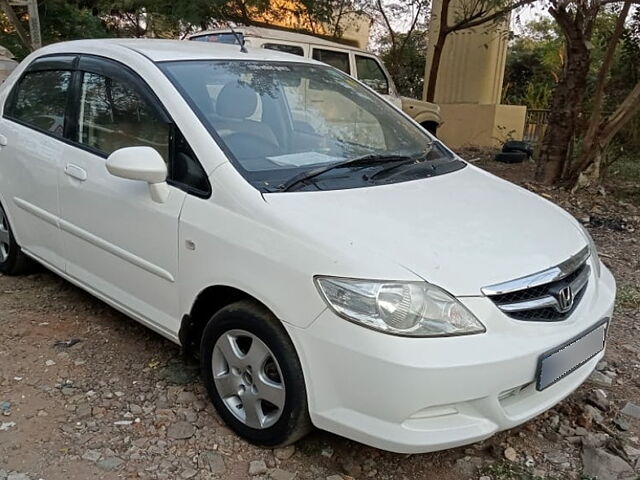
(226, 20, 248, 53)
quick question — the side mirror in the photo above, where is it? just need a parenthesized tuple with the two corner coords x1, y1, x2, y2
(106, 147, 170, 203)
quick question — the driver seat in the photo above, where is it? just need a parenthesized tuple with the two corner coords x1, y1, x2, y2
(212, 81, 279, 158)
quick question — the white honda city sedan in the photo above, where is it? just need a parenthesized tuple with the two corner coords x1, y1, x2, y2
(0, 39, 616, 453)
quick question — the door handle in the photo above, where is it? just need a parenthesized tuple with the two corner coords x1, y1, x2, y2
(64, 163, 87, 181)
(0, 134, 7, 146)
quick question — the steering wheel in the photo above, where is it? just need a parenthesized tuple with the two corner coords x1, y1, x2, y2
(223, 132, 280, 158)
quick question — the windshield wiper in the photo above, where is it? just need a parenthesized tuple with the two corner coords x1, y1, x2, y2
(366, 142, 439, 182)
(278, 153, 412, 192)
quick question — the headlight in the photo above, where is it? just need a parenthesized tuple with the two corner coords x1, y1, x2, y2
(579, 224, 601, 278)
(315, 277, 485, 337)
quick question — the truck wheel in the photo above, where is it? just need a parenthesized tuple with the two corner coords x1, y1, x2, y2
(421, 121, 438, 136)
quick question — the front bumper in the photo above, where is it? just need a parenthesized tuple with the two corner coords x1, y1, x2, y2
(285, 264, 616, 453)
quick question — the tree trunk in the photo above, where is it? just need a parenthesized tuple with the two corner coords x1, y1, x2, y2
(536, 48, 591, 183)
(424, 0, 450, 103)
(580, 1, 630, 160)
(425, 30, 447, 102)
(571, 148, 603, 192)
(536, 7, 594, 185)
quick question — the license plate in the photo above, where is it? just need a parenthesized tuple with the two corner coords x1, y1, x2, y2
(536, 318, 609, 391)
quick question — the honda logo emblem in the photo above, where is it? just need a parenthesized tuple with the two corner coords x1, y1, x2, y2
(556, 286, 574, 313)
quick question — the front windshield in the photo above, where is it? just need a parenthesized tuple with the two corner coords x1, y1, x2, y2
(160, 60, 464, 192)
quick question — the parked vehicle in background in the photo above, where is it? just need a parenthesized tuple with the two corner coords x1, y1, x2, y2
(187, 26, 441, 134)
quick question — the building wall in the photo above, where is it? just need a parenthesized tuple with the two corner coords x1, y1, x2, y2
(424, 0, 510, 105)
(423, 0, 525, 147)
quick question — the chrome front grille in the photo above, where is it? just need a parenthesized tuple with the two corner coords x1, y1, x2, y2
(482, 246, 590, 322)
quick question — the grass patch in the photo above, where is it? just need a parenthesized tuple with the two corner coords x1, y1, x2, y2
(617, 284, 640, 310)
(610, 154, 640, 182)
(608, 153, 640, 206)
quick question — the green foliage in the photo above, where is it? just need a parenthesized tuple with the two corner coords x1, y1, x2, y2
(505, 7, 640, 135)
(377, 30, 428, 98)
(0, 0, 353, 58)
(617, 284, 640, 309)
(0, 0, 109, 60)
(40, 0, 109, 42)
(0, 15, 29, 59)
(521, 82, 553, 109)
(503, 17, 562, 108)
(609, 144, 640, 205)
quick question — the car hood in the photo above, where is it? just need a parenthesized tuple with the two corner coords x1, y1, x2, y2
(264, 165, 588, 296)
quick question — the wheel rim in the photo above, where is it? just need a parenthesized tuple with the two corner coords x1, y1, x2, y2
(212, 329, 286, 429)
(0, 207, 10, 263)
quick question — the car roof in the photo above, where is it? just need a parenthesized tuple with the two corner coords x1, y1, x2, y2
(189, 26, 371, 54)
(38, 38, 324, 64)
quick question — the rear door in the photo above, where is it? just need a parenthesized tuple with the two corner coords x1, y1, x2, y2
(0, 55, 76, 271)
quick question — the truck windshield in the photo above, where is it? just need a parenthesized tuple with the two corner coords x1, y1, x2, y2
(160, 60, 464, 192)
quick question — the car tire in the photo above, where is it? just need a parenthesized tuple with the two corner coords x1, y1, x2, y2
(200, 300, 312, 447)
(0, 202, 33, 276)
(494, 151, 528, 164)
(502, 140, 533, 157)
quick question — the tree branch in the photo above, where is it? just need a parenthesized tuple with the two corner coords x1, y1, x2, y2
(398, 2, 424, 53)
(0, 0, 31, 50)
(601, 81, 640, 143)
(582, 0, 631, 150)
(376, 0, 396, 48)
(450, 0, 536, 31)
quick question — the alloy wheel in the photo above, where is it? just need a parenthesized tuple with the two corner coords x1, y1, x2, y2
(212, 329, 286, 429)
(0, 207, 10, 263)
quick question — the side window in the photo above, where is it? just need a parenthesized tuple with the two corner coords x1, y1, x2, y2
(263, 43, 304, 57)
(312, 49, 350, 74)
(77, 72, 170, 162)
(7, 70, 72, 137)
(355, 56, 389, 95)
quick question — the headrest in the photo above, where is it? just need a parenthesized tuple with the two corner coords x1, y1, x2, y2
(216, 81, 258, 119)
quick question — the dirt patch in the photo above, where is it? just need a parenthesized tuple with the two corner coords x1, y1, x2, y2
(1, 157, 639, 480)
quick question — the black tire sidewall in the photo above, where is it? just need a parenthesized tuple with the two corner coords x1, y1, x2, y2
(200, 300, 310, 447)
(0, 203, 21, 275)
(494, 151, 528, 164)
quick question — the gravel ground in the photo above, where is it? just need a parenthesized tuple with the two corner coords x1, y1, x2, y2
(1, 157, 639, 480)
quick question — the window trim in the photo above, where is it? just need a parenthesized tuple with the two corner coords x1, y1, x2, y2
(2, 53, 211, 199)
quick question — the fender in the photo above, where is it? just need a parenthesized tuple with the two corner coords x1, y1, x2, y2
(401, 96, 442, 125)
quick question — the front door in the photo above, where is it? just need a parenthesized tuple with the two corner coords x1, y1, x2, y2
(58, 56, 185, 337)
